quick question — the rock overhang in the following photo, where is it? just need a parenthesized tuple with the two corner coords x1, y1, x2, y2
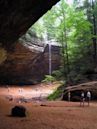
(0, 0, 60, 47)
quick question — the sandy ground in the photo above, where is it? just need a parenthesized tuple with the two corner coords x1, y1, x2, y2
(0, 83, 97, 129)
(0, 83, 59, 98)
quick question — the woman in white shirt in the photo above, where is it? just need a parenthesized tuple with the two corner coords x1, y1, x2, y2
(86, 90, 91, 106)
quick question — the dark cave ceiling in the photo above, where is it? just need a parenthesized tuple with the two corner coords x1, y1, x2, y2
(0, 0, 59, 48)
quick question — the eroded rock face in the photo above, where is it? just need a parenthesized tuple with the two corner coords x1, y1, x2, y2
(0, 0, 59, 47)
(0, 43, 61, 84)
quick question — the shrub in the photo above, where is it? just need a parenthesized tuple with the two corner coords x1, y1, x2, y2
(52, 70, 63, 80)
(42, 75, 55, 84)
(47, 85, 64, 100)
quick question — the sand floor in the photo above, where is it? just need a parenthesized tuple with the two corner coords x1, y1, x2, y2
(0, 84, 97, 129)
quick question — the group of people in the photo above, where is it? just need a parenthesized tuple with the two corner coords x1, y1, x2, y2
(80, 90, 91, 107)
(67, 90, 91, 107)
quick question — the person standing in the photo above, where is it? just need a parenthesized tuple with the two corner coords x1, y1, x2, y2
(68, 90, 71, 102)
(86, 90, 91, 106)
(80, 91, 85, 107)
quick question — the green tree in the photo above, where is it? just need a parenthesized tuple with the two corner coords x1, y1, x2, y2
(21, 0, 93, 84)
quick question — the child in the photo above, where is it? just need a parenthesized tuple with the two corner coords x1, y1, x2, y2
(80, 91, 85, 107)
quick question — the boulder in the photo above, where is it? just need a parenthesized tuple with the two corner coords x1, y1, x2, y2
(11, 105, 26, 117)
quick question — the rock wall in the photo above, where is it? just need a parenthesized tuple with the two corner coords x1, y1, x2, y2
(0, 0, 59, 47)
(0, 43, 61, 84)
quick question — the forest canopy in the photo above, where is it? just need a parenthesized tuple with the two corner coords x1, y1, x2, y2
(21, 0, 97, 85)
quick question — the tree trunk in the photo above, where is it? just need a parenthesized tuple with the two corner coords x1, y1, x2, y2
(91, 0, 97, 64)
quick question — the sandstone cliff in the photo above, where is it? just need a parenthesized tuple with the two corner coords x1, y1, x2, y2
(0, 42, 61, 84)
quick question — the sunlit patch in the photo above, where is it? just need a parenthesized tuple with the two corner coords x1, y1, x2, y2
(67, 0, 73, 5)
(1, 83, 60, 103)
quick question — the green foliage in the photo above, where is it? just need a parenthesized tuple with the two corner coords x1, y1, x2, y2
(47, 85, 64, 100)
(52, 70, 63, 80)
(42, 75, 56, 84)
(21, 0, 97, 85)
